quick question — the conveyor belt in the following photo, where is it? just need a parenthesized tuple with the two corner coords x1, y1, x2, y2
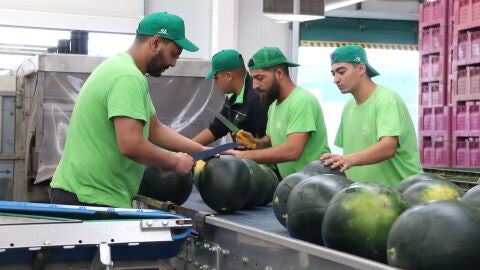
(182, 186, 289, 236)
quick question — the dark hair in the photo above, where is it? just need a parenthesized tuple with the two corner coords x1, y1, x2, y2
(266, 64, 289, 75)
(134, 34, 173, 45)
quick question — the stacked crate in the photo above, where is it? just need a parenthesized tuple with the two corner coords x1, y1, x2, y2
(450, 0, 480, 167)
(418, 0, 452, 167)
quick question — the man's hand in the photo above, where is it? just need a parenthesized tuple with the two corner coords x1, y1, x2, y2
(320, 153, 356, 173)
(234, 130, 256, 149)
(173, 152, 195, 175)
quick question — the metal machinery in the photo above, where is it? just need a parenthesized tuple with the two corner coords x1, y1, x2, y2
(1, 54, 478, 269)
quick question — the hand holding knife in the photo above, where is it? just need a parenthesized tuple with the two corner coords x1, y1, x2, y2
(207, 108, 257, 149)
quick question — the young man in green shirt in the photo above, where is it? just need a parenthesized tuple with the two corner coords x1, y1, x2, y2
(50, 12, 207, 208)
(227, 47, 330, 179)
(320, 45, 422, 187)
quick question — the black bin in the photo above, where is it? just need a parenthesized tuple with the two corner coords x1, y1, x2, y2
(70, 30, 89, 54)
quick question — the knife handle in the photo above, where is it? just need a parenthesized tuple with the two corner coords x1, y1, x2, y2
(236, 130, 257, 149)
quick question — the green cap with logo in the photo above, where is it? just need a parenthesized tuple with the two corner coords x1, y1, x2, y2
(330, 45, 379, 77)
(205, 49, 244, 80)
(248, 47, 300, 70)
(136, 12, 199, 52)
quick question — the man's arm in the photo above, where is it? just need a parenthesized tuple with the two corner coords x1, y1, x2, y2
(231, 132, 309, 163)
(192, 128, 216, 145)
(113, 116, 196, 175)
(321, 136, 398, 172)
(148, 115, 206, 153)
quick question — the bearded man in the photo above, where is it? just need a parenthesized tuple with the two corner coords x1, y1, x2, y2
(50, 12, 207, 208)
(226, 47, 330, 179)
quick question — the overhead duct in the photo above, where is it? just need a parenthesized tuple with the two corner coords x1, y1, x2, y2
(263, 0, 366, 23)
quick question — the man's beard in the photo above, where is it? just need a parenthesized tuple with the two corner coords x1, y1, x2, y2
(260, 79, 280, 107)
(146, 51, 169, 77)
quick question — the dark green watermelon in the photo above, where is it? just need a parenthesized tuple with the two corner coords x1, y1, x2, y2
(461, 185, 480, 210)
(242, 159, 272, 209)
(138, 166, 193, 205)
(197, 156, 250, 213)
(272, 171, 316, 227)
(300, 159, 345, 176)
(395, 172, 445, 193)
(402, 179, 463, 206)
(258, 164, 279, 206)
(286, 174, 353, 245)
(322, 182, 408, 263)
(387, 200, 480, 270)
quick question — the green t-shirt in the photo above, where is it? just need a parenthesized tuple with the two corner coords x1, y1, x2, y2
(334, 85, 422, 187)
(266, 86, 330, 178)
(51, 53, 156, 208)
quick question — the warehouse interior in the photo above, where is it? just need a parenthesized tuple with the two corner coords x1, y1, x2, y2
(0, 0, 479, 269)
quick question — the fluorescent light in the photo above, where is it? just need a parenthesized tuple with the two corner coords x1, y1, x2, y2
(263, 13, 325, 23)
(325, 0, 366, 12)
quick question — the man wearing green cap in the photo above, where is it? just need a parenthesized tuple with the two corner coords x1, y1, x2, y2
(320, 45, 422, 187)
(192, 49, 267, 146)
(50, 12, 207, 208)
(226, 47, 330, 179)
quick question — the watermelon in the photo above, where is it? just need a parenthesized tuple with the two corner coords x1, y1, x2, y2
(286, 174, 353, 245)
(300, 159, 345, 176)
(461, 185, 480, 210)
(138, 166, 193, 205)
(387, 200, 480, 270)
(272, 171, 316, 227)
(258, 164, 279, 206)
(192, 160, 206, 189)
(401, 179, 463, 206)
(395, 172, 445, 193)
(197, 156, 250, 213)
(242, 159, 273, 209)
(322, 182, 408, 263)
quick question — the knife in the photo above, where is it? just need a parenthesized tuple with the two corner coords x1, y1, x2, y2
(160, 142, 238, 173)
(191, 142, 239, 161)
(207, 108, 257, 149)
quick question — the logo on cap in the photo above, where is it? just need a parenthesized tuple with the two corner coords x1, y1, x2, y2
(159, 29, 168, 35)
(353, 56, 361, 62)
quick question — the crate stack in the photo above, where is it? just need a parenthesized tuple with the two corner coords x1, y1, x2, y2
(450, 0, 480, 167)
(418, 0, 452, 167)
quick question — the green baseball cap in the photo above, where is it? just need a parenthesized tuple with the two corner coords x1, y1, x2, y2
(248, 47, 300, 70)
(205, 49, 244, 80)
(330, 45, 379, 77)
(136, 12, 199, 52)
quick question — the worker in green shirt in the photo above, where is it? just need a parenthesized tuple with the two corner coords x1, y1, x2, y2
(227, 47, 330, 179)
(320, 45, 422, 187)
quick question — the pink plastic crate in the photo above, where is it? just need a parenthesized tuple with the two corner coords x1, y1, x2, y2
(454, 0, 480, 27)
(454, 32, 469, 62)
(471, 67, 480, 94)
(434, 106, 451, 132)
(420, 107, 434, 132)
(421, 55, 431, 79)
(431, 55, 442, 78)
(468, 101, 480, 136)
(430, 83, 446, 106)
(452, 138, 469, 167)
(452, 137, 480, 167)
(420, 0, 448, 27)
(470, 138, 480, 166)
(421, 28, 432, 52)
(452, 104, 468, 136)
(420, 135, 451, 167)
(420, 84, 430, 106)
(454, 68, 468, 95)
(472, 30, 480, 62)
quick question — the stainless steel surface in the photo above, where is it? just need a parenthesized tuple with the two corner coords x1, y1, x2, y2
(174, 188, 398, 270)
(0, 218, 186, 249)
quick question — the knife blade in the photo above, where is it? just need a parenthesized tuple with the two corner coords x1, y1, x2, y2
(191, 142, 239, 161)
(207, 108, 257, 149)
